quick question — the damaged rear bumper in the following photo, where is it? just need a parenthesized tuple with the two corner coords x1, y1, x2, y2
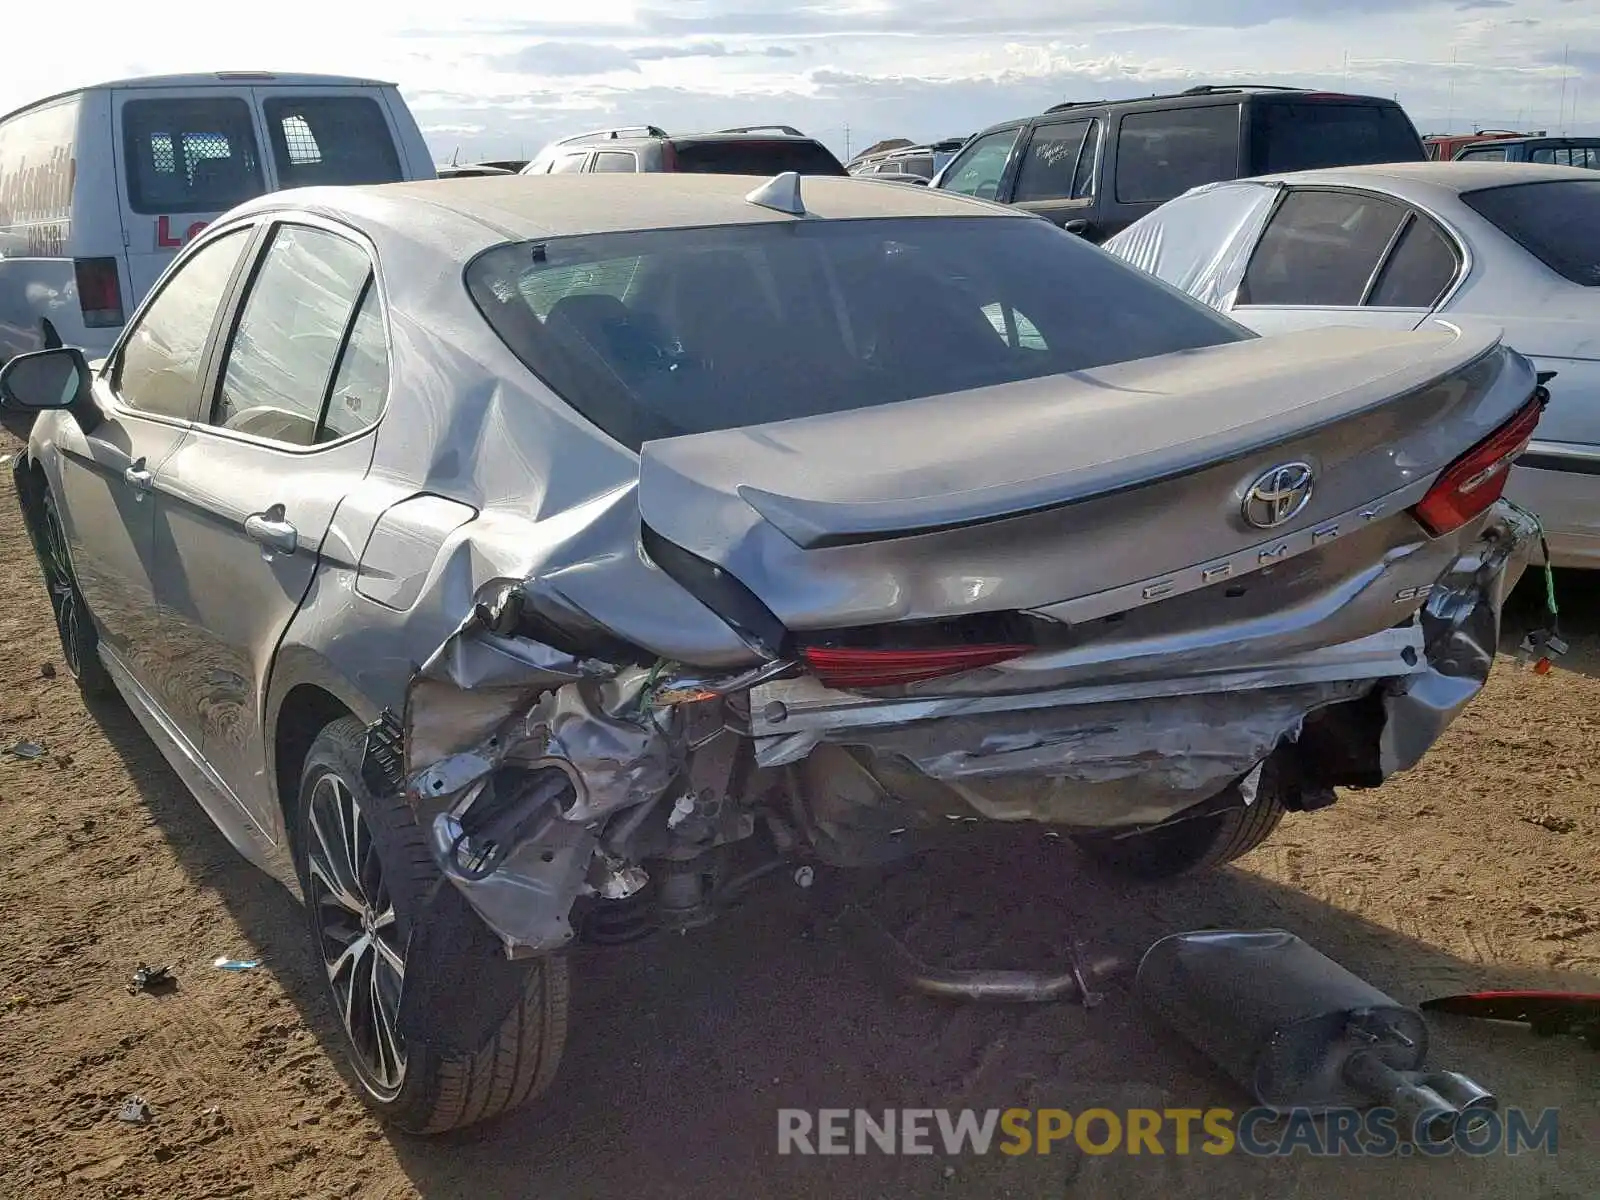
(394, 500, 1536, 956)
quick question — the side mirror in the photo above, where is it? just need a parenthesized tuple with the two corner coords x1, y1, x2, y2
(0, 347, 92, 412)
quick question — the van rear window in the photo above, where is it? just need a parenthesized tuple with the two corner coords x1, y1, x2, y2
(1251, 102, 1426, 174)
(263, 97, 403, 188)
(670, 139, 848, 176)
(122, 98, 265, 215)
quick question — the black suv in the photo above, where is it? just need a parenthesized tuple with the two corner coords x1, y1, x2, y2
(520, 125, 847, 177)
(931, 85, 1427, 242)
(1452, 136, 1600, 168)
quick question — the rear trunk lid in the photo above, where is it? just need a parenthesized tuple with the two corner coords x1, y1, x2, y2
(638, 324, 1526, 634)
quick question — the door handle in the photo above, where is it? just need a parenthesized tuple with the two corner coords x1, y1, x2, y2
(244, 504, 298, 556)
(1061, 218, 1091, 236)
(123, 458, 153, 490)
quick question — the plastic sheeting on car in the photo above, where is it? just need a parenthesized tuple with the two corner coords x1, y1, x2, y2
(1103, 180, 1281, 309)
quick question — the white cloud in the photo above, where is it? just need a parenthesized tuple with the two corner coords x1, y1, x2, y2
(2, 0, 1596, 163)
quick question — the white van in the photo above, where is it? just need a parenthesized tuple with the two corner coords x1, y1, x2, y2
(0, 72, 436, 361)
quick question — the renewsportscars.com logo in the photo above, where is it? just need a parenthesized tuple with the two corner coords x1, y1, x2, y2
(777, 1107, 1560, 1158)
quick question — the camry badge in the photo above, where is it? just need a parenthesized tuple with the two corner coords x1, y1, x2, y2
(1242, 462, 1315, 530)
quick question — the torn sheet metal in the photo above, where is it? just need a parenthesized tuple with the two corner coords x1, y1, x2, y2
(750, 624, 1427, 764)
(401, 584, 780, 954)
(1102, 180, 1280, 309)
(808, 681, 1366, 828)
(402, 592, 683, 953)
(1380, 500, 1536, 775)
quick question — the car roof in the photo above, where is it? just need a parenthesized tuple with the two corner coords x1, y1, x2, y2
(1465, 135, 1600, 146)
(1244, 160, 1591, 198)
(231, 172, 1018, 248)
(1, 71, 394, 123)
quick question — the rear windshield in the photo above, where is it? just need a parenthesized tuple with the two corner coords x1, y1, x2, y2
(466, 217, 1249, 450)
(1461, 180, 1600, 285)
(670, 139, 847, 176)
(1251, 102, 1425, 174)
(122, 97, 265, 215)
(262, 96, 403, 187)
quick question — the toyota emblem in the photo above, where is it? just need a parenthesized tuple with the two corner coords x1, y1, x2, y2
(1241, 462, 1315, 529)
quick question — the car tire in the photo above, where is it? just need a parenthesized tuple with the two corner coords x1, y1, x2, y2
(37, 487, 116, 699)
(1068, 765, 1287, 881)
(295, 716, 569, 1134)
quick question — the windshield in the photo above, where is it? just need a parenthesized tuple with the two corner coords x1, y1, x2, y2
(466, 217, 1249, 450)
(1251, 102, 1426, 174)
(1462, 179, 1600, 286)
(671, 139, 847, 175)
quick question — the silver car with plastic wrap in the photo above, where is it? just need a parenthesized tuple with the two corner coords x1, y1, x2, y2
(1, 171, 1545, 1132)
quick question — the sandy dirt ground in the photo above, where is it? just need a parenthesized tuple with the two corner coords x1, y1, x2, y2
(0, 422, 1596, 1199)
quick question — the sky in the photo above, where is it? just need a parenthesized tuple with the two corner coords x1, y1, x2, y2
(5, 0, 1599, 164)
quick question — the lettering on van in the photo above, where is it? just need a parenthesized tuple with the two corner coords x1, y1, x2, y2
(0, 147, 76, 258)
(0, 95, 80, 257)
(155, 215, 211, 249)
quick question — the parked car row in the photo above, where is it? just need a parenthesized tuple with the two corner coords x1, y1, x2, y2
(922, 85, 1431, 242)
(1426, 128, 1600, 167)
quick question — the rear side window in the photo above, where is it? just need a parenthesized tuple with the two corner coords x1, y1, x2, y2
(1115, 106, 1240, 204)
(591, 151, 637, 173)
(1238, 189, 1408, 306)
(1251, 102, 1425, 174)
(670, 139, 846, 175)
(1528, 145, 1600, 169)
(263, 97, 402, 188)
(466, 217, 1247, 451)
(1367, 216, 1460, 307)
(1457, 146, 1507, 162)
(898, 156, 936, 177)
(1462, 180, 1600, 286)
(122, 98, 264, 215)
(211, 225, 374, 444)
(1014, 119, 1098, 202)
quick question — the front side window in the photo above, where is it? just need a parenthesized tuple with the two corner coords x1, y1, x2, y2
(466, 217, 1248, 451)
(1014, 120, 1097, 203)
(263, 97, 402, 188)
(114, 228, 253, 419)
(1237, 189, 1408, 306)
(549, 151, 589, 174)
(211, 225, 373, 444)
(122, 98, 264, 215)
(937, 130, 1020, 200)
(1459, 146, 1508, 162)
(1115, 105, 1241, 204)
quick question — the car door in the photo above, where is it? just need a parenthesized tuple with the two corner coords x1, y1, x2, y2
(50, 226, 257, 680)
(149, 218, 387, 822)
(1224, 188, 1462, 336)
(1008, 116, 1103, 238)
(113, 86, 272, 304)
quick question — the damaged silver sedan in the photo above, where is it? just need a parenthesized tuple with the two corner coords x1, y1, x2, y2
(1, 171, 1544, 1132)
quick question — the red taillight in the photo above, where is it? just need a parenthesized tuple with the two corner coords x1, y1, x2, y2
(73, 257, 124, 329)
(801, 644, 1030, 689)
(1412, 396, 1544, 536)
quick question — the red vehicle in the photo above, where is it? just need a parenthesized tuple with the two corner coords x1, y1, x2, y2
(1423, 129, 1542, 160)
